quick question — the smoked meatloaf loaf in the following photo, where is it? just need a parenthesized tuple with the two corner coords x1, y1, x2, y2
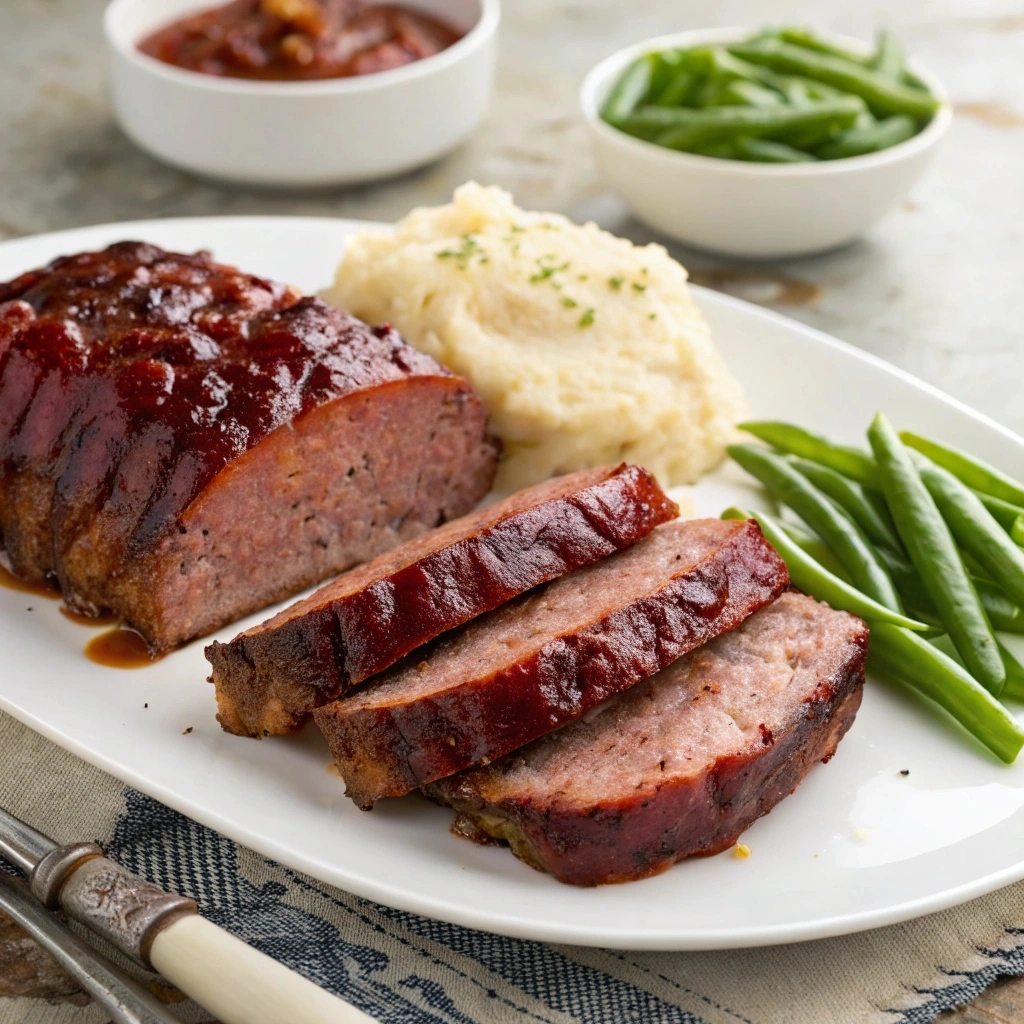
(428, 591, 868, 886)
(0, 242, 498, 649)
(316, 517, 790, 808)
(208, 463, 679, 738)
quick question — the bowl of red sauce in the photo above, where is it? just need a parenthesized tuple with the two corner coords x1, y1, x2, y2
(105, 0, 500, 187)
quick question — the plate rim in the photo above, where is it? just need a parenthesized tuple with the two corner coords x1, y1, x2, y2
(1, 214, 1023, 951)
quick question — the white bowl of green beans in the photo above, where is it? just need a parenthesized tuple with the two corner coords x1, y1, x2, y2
(580, 26, 952, 259)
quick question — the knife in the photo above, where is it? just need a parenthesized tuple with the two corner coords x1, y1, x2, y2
(0, 805, 377, 1024)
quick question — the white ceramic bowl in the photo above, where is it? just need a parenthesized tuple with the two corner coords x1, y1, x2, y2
(581, 27, 952, 259)
(105, 0, 500, 188)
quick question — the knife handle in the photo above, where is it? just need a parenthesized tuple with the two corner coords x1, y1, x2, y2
(33, 844, 376, 1024)
(150, 914, 377, 1024)
(0, 869, 182, 1024)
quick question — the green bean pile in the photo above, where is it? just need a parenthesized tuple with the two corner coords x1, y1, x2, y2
(723, 414, 1024, 763)
(601, 27, 940, 163)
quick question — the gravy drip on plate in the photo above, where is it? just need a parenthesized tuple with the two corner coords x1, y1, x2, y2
(85, 626, 164, 668)
(60, 606, 121, 627)
(137, 0, 463, 81)
(0, 562, 58, 598)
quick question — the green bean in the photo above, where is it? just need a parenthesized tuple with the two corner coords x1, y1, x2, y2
(873, 545, 933, 617)
(654, 68, 698, 107)
(1013, 519, 1024, 548)
(781, 79, 813, 106)
(1001, 641, 1024, 702)
(868, 413, 1005, 694)
(788, 456, 902, 550)
(780, 118, 847, 151)
(774, 27, 872, 66)
(699, 46, 852, 106)
(721, 507, 928, 630)
(692, 78, 726, 108)
(630, 98, 862, 152)
(689, 46, 758, 81)
(869, 623, 1023, 763)
(876, 544, 1024, 634)
(871, 29, 904, 80)
(975, 578, 1024, 634)
(779, 519, 851, 580)
(974, 491, 1024, 531)
(961, 548, 992, 581)
(911, 452, 1024, 607)
(734, 137, 817, 162)
(729, 444, 903, 608)
(602, 56, 655, 124)
(816, 114, 917, 159)
(738, 421, 878, 486)
(645, 49, 688, 101)
(719, 80, 785, 108)
(900, 432, 1024, 506)
(931, 632, 1024, 708)
(729, 39, 939, 120)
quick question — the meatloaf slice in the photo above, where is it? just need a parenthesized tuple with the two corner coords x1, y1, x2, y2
(0, 243, 498, 649)
(208, 463, 678, 738)
(315, 517, 789, 808)
(428, 591, 867, 886)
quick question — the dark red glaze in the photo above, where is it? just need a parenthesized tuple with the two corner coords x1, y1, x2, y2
(137, 0, 463, 82)
(0, 242, 498, 649)
(430, 594, 868, 886)
(207, 463, 679, 738)
(316, 518, 791, 808)
(0, 243, 431, 572)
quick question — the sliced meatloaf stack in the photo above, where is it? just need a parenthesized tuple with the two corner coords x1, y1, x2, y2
(315, 517, 791, 808)
(427, 591, 868, 885)
(0, 242, 498, 649)
(207, 463, 679, 737)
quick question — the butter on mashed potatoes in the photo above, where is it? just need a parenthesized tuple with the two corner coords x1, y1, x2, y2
(325, 183, 746, 491)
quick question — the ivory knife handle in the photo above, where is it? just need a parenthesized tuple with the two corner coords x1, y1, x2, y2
(150, 913, 377, 1024)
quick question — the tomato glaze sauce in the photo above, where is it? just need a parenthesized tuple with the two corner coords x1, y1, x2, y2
(138, 0, 463, 81)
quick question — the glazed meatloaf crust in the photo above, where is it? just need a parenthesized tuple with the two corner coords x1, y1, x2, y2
(0, 242, 498, 649)
(208, 463, 678, 738)
(428, 591, 868, 886)
(315, 517, 789, 808)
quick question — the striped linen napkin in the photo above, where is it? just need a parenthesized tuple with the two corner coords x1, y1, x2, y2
(1, 711, 1022, 1024)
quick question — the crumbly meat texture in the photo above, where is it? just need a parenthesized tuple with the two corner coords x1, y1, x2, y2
(428, 591, 867, 886)
(0, 242, 498, 649)
(208, 463, 678, 737)
(315, 518, 789, 808)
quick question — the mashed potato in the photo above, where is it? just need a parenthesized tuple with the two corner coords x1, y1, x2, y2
(325, 183, 746, 491)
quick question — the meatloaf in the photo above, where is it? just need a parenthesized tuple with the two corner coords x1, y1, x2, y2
(428, 591, 867, 886)
(0, 242, 498, 649)
(315, 517, 789, 808)
(208, 463, 678, 738)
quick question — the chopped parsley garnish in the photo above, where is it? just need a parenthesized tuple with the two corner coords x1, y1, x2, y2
(529, 257, 569, 285)
(561, 296, 578, 308)
(436, 234, 486, 270)
(579, 308, 596, 327)
(632, 282, 646, 292)
(608, 276, 624, 290)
